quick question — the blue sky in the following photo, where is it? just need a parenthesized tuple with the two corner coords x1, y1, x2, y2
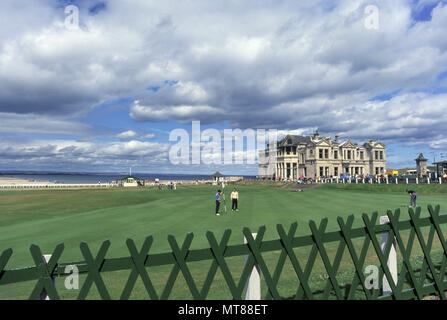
(1, 0, 447, 175)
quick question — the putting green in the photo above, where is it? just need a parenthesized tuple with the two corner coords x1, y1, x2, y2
(1, 183, 446, 267)
(0, 183, 446, 299)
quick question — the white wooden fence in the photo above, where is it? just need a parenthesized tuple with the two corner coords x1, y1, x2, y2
(0, 183, 118, 189)
(318, 177, 444, 185)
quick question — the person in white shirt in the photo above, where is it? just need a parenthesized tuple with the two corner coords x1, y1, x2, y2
(231, 188, 239, 212)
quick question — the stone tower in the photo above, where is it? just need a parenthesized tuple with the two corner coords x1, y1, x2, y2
(415, 153, 428, 177)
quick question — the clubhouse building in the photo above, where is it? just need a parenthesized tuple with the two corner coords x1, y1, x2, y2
(258, 131, 386, 180)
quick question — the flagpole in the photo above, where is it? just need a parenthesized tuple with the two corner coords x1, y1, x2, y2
(222, 180, 227, 213)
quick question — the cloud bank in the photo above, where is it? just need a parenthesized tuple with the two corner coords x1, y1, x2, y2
(1, 0, 447, 171)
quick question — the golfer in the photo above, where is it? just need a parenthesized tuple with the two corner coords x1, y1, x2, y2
(406, 189, 417, 207)
(215, 190, 222, 216)
(231, 188, 239, 212)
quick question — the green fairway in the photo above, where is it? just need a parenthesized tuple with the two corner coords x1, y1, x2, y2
(1, 183, 446, 299)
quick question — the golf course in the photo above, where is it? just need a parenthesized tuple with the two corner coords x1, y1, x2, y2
(1, 182, 446, 299)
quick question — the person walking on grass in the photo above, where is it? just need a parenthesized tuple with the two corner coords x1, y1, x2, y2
(215, 190, 222, 216)
(406, 189, 417, 208)
(231, 188, 239, 212)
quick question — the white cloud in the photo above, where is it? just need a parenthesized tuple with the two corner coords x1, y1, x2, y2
(0, 112, 93, 135)
(0, 138, 171, 170)
(1, 0, 447, 171)
(130, 100, 224, 122)
(141, 133, 155, 140)
(173, 81, 209, 103)
(116, 130, 138, 140)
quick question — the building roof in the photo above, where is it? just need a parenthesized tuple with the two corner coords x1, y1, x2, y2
(416, 153, 428, 161)
(434, 160, 447, 165)
(212, 171, 224, 177)
(119, 176, 140, 181)
(279, 135, 312, 146)
(339, 139, 358, 148)
(275, 134, 385, 150)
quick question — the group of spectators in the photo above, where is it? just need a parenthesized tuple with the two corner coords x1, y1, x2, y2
(157, 181, 177, 190)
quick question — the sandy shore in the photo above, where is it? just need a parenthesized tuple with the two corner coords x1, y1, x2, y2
(0, 176, 55, 185)
(0, 176, 217, 189)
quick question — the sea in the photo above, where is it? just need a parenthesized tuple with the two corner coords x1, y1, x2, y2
(1, 172, 257, 184)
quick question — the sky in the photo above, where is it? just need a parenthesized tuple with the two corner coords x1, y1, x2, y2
(1, 0, 447, 175)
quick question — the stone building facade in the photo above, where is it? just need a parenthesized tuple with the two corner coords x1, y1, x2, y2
(259, 131, 386, 180)
(415, 153, 428, 177)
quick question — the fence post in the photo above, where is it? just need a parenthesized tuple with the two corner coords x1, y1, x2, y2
(395, 178, 398, 184)
(386, 177, 389, 184)
(428, 178, 430, 185)
(39, 254, 55, 300)
(244, 233, 261, 300)
(416, 177, 418, 184)
(440, 177, 442, 185)
(363, 178, 365, 184)
(405, 178, 408, 184)
(380, 217, 398, 296)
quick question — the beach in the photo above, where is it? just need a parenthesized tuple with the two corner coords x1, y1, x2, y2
(0, 176, 55, 185)
(0, 173, 248, 190)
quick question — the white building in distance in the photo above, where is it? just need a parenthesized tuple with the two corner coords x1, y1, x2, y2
(259, 131, 386, 180)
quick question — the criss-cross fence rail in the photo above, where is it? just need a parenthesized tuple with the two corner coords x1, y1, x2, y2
(1, 204, 447, 300)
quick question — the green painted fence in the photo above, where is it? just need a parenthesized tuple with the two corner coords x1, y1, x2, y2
(1, 204, 447, 300)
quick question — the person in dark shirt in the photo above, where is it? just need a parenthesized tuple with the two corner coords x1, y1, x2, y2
(406, 189, 417, 207)
(215, 190, 222, 216)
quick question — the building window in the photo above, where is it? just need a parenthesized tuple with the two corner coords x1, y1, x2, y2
(347, 150, 351, 160)
(319, 149, 323, 159)
(375, 151, 379, 160)
(360, 151, 364, 160)
(334, 167, 339, 176)
(375, 167, 379, 174)
(287, 139, 292, 144)
(320, 167, 324, 177)
(380, 151, 383, 160)
(334, 150, 338, 159)
(325, 149, 329, 159)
